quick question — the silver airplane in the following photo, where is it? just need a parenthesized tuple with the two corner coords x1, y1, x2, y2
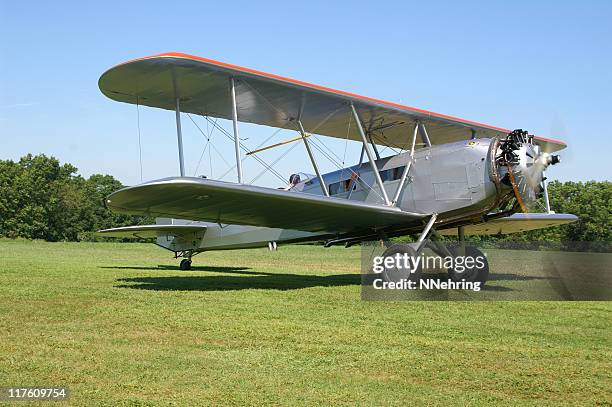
(98, 53, 577, 284)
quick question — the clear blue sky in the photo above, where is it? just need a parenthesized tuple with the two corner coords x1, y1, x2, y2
(1, 1, 610, 187)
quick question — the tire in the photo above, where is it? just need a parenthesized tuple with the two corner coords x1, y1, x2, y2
(379, 244, 422, 283)
(447, 246, 489, 285)
(179, 259, 192, 271)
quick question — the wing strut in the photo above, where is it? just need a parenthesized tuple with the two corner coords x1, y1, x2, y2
(392, 122, 420, 205)
(542, 173, 551, 213)
(350, 103, 391, 206)
(297, 120, 329, 197)
(368, 134, 381, 160)
(172, 74, 186, 177)
(229, 77, 243, 183)
(419, 122, 432, 147)
(536, 144, 552, 213)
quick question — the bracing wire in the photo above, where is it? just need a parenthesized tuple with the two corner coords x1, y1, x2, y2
(249, 141, 301, 184)
(201, 115, 286, 182)
(208, 134, 213, 178)
(193, 116, 218, 176)
(241, 77, 350, 168)
(217, 125, 286, 181)
(192, 114, 288, 184)
(307, 136, 384, 201)
(186, 114, 232, 168)
(203, 78, 383, 200)
(235, 81, 384, 199)
(193, 137, 210, 176)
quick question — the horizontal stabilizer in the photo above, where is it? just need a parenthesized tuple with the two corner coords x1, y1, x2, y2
(97, 224, 207, 239)
(104, 177, 426, 234)
(438, 213, 578, 236)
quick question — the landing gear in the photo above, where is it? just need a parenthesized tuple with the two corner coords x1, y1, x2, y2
(175, 250, 196, 271)
(447, 246, 489, 285)
(379, 244, 422, 283)
(446, 226, 489, 285)
(179, 258, 192, 271)
(378, 214, 436, 283)
(377, 218, 490, 287)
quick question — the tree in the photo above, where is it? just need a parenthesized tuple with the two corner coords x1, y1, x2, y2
(0, 154, 152, 241)
(547, 180, 611, 247)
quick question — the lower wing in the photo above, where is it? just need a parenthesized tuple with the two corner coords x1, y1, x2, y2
(104, 177, 426, 234)
(438, 213, 578, 236)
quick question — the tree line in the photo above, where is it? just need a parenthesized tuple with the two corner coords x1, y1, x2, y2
(0, 154, 152, 241)
(0, 154, 609, 243)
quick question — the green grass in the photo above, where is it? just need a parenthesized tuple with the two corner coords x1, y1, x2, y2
(0, 240, 610, 406)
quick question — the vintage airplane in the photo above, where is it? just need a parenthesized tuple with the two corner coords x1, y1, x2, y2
(97, 52, 577, 284)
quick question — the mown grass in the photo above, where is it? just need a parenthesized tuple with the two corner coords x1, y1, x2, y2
(0, 239, 610, 406)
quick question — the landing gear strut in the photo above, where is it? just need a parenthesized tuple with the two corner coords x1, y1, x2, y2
(378, 214, 437, 283)
(378, 220, 490, 287)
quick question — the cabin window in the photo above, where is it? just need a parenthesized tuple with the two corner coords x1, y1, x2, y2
(327, 167, 403, 195)
(379, 166, 404, 182)
(329, 182, 342, 195)
(328, 176, 358, 195)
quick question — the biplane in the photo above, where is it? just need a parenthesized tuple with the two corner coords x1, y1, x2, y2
(98, 52, 577, 284)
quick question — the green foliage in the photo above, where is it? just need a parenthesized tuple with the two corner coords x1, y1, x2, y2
(509, 180, 611, 244)
(549, 180, 611, 241)
(0, 154, 152, 241)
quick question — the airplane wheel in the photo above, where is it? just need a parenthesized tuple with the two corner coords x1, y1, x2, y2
(179, 259, 192, 271)
(380, 244, 422, 283)
(447, 246, 489, 285)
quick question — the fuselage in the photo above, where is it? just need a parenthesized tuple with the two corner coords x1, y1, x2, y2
(158, 138, 506, 252)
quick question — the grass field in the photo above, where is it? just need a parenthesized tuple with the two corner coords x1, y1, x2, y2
(0, 239, 610, 406)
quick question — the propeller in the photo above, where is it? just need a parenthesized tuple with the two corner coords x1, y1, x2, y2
(496, 130, 561, 211)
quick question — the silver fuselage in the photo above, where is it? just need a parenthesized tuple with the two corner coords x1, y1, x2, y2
(157, 138, 504, 252)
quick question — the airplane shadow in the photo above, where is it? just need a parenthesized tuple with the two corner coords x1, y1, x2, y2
(107, 264, 548, 292)
(102, 265, 251, 273)
(114, 266, 362, 291)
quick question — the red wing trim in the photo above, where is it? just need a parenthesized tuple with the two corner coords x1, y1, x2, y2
(111, 52, 567, 148)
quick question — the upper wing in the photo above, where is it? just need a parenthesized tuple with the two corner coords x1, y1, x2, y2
(99, 52, 566, 153)
(104, 177, 426, 234)
(437, 213, 578, 236)
(97, 224, 207, 239)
